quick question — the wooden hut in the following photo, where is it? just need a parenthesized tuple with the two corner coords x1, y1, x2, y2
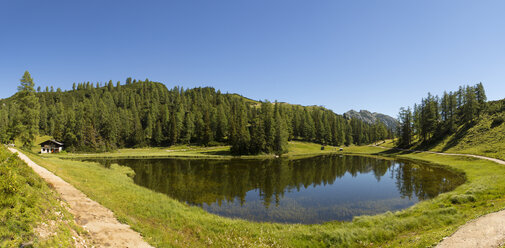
(39, 140, 64, 154)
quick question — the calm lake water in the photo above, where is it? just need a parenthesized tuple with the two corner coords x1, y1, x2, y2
(86, 155, 464, 224)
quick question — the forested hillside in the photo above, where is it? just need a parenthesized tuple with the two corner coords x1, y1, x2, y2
(396, 83, 489, 147)
(0, 72, 392, 154)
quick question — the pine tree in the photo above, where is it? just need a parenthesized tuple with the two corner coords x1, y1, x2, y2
(202, 110, 213, 145)
(230, 99, 250, 154)
(398, 107, 413, 147)
(475, 82, 487, 116)
(0, 107, 8, 143)
(63, 104, 78, 150)
(181, 112, 194, 144)
(16, 71, 40, 148)
(273, 102, 288, 155)
(53, 101, 65, 141)
(249, 113, 266, 154)
(216, 104, 228, 141)
(463, 85, 478, 123)
(261, 101, 275, 153)
(168, 110, 178, 145)
(302, 109, 315, 141)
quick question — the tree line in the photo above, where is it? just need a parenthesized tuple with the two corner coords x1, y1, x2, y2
(397, 83, 487, 147)
(0, 71, 393, 154)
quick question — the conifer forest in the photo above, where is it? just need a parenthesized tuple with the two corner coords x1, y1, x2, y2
(0, 72, 393, 155)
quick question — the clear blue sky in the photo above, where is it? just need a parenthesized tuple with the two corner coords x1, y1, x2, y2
(1, 1, 505, 117)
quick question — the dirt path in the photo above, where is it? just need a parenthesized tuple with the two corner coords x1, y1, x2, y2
(374, 145, 505, 166)
(8, 148, 153, 248)
(373, 145, 505, 248)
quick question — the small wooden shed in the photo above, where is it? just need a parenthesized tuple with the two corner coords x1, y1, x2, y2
(39, 140, 64, 154)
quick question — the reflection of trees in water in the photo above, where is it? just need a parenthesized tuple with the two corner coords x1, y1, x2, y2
(392, 163, 463, 200)
(93, 155, 463, 207)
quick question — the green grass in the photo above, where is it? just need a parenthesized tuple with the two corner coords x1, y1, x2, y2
(42, 141, 346, 160)
(0, 146, 84, 247)
(14, 135, 53, 154)
(372, 111, 505, 163)
(23, 145, 505, 247)
(376, 139, 396, 148)
(421, 113, 505, 161)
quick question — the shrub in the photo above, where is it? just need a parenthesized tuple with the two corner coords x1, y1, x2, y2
(491, 116, 505, 128)
(450, 194, 476, 204)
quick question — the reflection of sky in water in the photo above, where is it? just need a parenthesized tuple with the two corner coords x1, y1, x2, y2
(86, 155, 464, 224)
(202, 166, 418, 223)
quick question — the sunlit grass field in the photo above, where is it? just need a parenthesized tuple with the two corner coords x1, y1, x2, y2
(41, 141, 346, 160)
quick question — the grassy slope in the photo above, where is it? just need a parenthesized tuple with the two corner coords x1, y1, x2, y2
(424, 113, 505, 160)
(15, 135, 54, 154)
(24, 145, 505, 247)
(377, 99, 505, 160)
(371, 108, 505, 161)
(0, 146, 84, 247)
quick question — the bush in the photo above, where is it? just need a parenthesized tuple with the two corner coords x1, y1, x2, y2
(207, 141, 225, 147)
(450, 194, 476, 204)
(491, 116, 505, 128)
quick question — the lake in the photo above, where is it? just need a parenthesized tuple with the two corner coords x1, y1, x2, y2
(86, 155, 464, 224)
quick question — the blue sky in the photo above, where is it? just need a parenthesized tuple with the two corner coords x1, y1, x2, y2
(1, 1, 505, 117)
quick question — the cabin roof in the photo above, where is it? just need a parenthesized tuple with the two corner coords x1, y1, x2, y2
(39, 140, 64, 146)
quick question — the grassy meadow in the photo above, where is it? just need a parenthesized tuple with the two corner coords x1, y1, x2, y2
(41, 141, 345, 160)
(0, 145, 85, 247)
(21, 144, 505, 247)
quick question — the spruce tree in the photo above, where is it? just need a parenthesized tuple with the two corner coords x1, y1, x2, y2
(16, 71, 40, 148)
(398, 107, 413, 147)
(463, 85, 478, 123)
(273, 102, 288, 155)
(475, 82, 487, 116)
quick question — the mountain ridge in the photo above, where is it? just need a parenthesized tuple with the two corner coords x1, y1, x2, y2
(344, 109, 398, 131)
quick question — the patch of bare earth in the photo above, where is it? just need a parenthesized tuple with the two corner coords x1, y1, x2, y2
(436, 209, 505, 248)
(34, 196, 92, 248)
(9, 148, 153, 248)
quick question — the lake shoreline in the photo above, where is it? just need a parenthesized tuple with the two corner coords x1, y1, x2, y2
(22, 144, 505, 247)
(83, 154, 464, 224)
(42, 141, 349, 160)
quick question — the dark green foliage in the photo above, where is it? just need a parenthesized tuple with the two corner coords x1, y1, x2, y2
(397, 83, 487, 147)
(491, 116, 504, 128)
(397, 107, 413, 147)
(475, 82, 487, 115)
(16, 71, 40, 148)
(0, 147, 43, 246)
(0, 77, 391, 154)
(273, 102, 289, 155)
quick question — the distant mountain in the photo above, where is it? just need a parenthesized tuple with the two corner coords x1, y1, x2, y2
(344, 110, 398, 131)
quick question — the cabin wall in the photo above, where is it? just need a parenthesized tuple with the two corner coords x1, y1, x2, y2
(40, 146, 63, 154)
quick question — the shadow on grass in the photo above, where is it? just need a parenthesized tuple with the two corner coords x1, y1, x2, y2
(376, 148, 418, 156)
(199, 150, 232, 156)
(373, 123, 475, 157)
(400, 122, 475, 153)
